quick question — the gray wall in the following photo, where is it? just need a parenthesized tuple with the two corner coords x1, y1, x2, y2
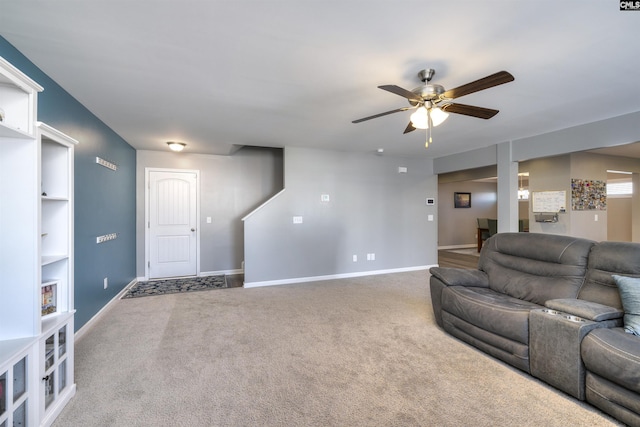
(433, 110, 640, 242)
(243, 147, 437, 285)
(608, 197, 632, 242)
(0, 37, 137, 331)
(437, 180, 497, 247)
(136, 147, 283, 278)
(515, 152, 640, 241)
(568, 152, 609, 241)
(526, 154, 572, 236)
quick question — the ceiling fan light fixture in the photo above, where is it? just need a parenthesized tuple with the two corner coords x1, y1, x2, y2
(410, 106, 429, 129)
(167, 141, 186, 152)
(410, 106, 449, 129)
(430, 107, 449, 126)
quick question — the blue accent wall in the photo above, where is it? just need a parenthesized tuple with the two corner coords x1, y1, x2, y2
(0, 37, 137, 331)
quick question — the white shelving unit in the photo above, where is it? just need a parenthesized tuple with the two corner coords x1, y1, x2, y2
(37, 122, 77, 426)
(0, 56, 77, 427)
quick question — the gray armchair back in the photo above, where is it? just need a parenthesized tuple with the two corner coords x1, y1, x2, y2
(479, 233, 595, 305)
(579, 241, 640, 308)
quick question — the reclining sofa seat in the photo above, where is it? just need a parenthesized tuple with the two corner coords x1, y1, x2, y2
(577, 241, 640, 427)
(430, 232, 595, 373)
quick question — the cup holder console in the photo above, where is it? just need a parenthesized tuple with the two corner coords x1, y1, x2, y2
(540, 309, 586, 322)
(563, 315, 586, 322)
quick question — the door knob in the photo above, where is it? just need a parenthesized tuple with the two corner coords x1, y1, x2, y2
(191, 228, 195, 232)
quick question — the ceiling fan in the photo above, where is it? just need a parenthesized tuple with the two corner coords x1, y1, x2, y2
(352, 68, 515, 148)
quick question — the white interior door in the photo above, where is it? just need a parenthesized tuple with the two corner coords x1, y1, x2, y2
(148, 170, 198, 279)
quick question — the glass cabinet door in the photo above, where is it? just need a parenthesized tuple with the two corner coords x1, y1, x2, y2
(13, 358, 26, 403)
(42, 324, 70, 414)
(12, 400, 26, 427)
(0, 354, 30, 427)
(0, 371, 6, 424)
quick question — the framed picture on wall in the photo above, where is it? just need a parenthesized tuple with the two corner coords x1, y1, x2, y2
(454, 192, 471, 208)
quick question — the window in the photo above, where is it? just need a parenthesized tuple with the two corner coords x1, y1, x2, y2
(607, 180, 632, 196)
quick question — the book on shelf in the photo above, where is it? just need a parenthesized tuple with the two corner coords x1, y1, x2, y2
(41, 283, 57, 316)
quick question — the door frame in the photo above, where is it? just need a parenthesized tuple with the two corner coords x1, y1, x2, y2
(144, 167, 201, 280)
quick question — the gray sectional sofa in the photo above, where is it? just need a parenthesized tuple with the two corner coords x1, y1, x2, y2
(429, 232, 640, 426)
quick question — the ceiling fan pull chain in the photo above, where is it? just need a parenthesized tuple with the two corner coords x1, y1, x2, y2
(426, 108, 434, 148)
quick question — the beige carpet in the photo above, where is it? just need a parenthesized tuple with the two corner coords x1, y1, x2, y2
(54, 271, 621, 426)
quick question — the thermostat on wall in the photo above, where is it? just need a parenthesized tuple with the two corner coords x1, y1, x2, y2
(426, 198, 435, 205)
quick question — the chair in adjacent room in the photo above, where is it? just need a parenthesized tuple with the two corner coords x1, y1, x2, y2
(488, 219, 498, 237)
(477, 218, 490, 252)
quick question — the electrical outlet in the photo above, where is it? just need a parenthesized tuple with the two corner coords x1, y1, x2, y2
(103, 277, 108, 289)
(352, 254, 357, 262)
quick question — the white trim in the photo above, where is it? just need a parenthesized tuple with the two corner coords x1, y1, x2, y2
(243, 265, 433, 288)
(74, 278, 137, 343)
(200, 268, 244, 277)
(242, 188, 286, 221)
(437, 244, 476, 250)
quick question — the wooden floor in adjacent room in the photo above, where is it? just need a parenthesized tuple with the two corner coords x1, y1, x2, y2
(437, 249, 480, 269)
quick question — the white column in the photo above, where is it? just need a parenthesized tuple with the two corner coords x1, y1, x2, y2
(497, 141, 518, 232)
(632, 172, 640, 243)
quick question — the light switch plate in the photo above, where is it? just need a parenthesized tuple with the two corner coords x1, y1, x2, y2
(293, 216, 303, 224)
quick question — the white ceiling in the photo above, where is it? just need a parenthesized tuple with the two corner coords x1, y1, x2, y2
(1, 1, 639, 158)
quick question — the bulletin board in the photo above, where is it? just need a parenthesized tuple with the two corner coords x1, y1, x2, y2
(571, 179, 607, 210)
(531, 190, 566, 213)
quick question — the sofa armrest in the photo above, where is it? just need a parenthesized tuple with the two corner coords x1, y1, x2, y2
(545, 298, 624, 322)
(429, 267, 489, 288)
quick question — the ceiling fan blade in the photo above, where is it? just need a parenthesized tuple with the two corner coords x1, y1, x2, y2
(403, 122, 416, 134)
(440, 71, 514, 100)
(378, 85, 423, 103)
(352, 106, 415, 123)
(441, 103, 500, 119)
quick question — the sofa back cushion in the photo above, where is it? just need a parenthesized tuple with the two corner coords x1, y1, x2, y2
(579, 241, 640, 308)
(479, 233, 595, 305)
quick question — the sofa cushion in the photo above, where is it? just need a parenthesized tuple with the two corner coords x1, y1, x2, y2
(479, 233, 594, 305)
(441, 286, 541, 344)
(579, 241, 640, 308)
(581, 328, 640, 394)
(613, 275, 640, 335)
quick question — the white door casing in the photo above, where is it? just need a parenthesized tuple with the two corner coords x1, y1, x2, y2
(146, 169, 199, 279)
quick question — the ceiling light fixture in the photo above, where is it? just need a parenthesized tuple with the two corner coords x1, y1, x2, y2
(167, 142, 186, 152)
(409, 106, 449, 130)
(409, 102, 450, 148)
(518, 173, 529, 200)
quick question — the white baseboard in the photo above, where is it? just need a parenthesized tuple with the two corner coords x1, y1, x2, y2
(74, 277, 137, 343)
(244, 265, 434, 288)
(200, 268, 244, 276)
(438, 244, 477, 250)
